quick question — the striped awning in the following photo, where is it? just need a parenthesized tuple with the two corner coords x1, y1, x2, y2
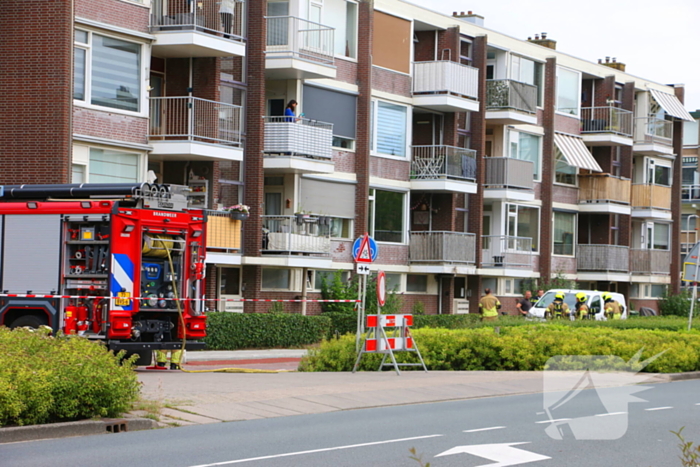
(650, 89, 694, 121)
(554, 133, 602, 172)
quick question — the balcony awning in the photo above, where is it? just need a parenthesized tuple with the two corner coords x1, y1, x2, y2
(554, 133, 602, 172)
(650, 89, 694, 121)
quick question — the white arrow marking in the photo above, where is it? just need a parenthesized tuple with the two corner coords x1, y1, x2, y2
(464, 426, 506, 433)
(435, 442, 550, 467)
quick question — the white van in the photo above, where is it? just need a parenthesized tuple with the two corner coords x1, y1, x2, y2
(528, 289, 627, 320)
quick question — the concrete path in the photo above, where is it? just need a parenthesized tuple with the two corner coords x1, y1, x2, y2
(138, 354, 678, 427)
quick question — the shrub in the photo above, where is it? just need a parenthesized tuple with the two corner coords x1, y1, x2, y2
(659, 289, 693, 317)
(204, 312, 331, 350)
(299, 326, 700, 373)
(0, 327, 140, 427)
(320, 270, 403, 316)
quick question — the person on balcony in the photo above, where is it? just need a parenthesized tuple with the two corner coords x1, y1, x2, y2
(284, 100, 300, 123)
(219, 0, 235, 39)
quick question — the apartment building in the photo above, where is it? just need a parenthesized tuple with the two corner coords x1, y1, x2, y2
(0, 0, 693, 314)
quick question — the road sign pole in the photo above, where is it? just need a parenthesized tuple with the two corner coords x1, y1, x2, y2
(690, 251, 700, 331)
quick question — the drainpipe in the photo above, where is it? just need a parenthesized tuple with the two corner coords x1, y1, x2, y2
(301, 267, 308, 315)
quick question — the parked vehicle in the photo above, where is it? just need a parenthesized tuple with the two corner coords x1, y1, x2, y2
(528, 289, 627, 320)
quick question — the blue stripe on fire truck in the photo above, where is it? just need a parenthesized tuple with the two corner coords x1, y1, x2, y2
(111, 253, 134, 311)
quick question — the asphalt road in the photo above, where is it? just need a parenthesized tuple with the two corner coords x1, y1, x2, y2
(2, 379, 699, 467)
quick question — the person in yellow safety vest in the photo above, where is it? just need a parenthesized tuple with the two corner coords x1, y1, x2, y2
(545, 293, 570, 319)
(574, 292, 589, 320)
(155, 349, 183, 370)
(479, 288, 501, 322)
(603, 292, 622, 320)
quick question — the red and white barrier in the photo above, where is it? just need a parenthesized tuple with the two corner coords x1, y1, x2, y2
(0, 293, 359, 303)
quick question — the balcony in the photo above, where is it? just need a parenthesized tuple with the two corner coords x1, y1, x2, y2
(150, 0, 246, 58)
(580, 106, 633, 146)
(412, 61, 479, 112)
(578, 174, 631, 214)
(485, 80, 538, 125)
(682, 230, 698, 255)
(204, 210, 242, 265)
(261, 216, 331, 267)
(410, 146, 477, 194)
(409, 231, 476, 265)
(682, 185, 700, 203)
(577, 244, 629, 273)
(483, 158, 535, 201)
(481, 236, 533, 269)
(633, 117, 674, 156)
(630, 249, 671, 275)
(148, 97, 243, 162)
(265, 16, 335, 80)
(263, 117, 334, 174)
(631, 184, 672, 219)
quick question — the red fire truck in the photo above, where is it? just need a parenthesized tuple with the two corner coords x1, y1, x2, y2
(0, 183, 207, 365)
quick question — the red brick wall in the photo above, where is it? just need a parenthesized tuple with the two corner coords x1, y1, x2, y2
(332, 149, 356, 173)
(671, 85, 685, 294)
(371, 66, 412, 97)
(75, 0, 149, 33)
(414, 31, 436, 61)
(335, 57, 358, 85)
(331, 240, 353, 263)
(369, 157, 410, 181)
(73, 108, 149, 144)
(540, 58, 557, 281)
(552, 185, 578, 205)
(553, 114, 580, 134)
(0, 0, 73, 184)
(551, 256, 576, 274)
(374, 244, 408, 265)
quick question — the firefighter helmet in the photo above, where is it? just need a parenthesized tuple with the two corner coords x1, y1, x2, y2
(576, 292, 587, 303)
(602, 292, 612, 302)
(554, 292, 565, 301)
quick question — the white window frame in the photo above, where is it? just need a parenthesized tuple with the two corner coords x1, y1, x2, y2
(554, 147, 578, 187)
(508, 129, 542, 181)
(644, 222, 671, 251)
(368, 188, 408, 244)
(555, 66, 581, 118)
(370, 99, 411, 160)
(552, 210, 577, 257)
(73, 28, 149, 117)
(261, 268, 295, 291)
(644, 157, 672, 187)
(630, 283, 666, 299)
(504, 203, 540, 253)
(72, 144, 145, 183)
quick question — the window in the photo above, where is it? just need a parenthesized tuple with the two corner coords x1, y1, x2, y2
(369, 189, 405, 243)
(89, 148, 139, 183)
(506, 204, 539, 251)
(631, 283, 667, 298)
(72, 164, 86, 184)
(682, 214, 697, 231)
(303, 85, 357, 147)
(553, 211, 576, 256)
(482, 277, 497, 294)
(654, 165, 671, 187)
(510, 55, 544, 106)
(554, 148, 577, 185)
(406, 275, 428, 293)
(219, 268, 241, 295)
(509, 131, 541, 180)
(262, 268, 291, 289)
(313, 270, 349, 290)
(329, 217, 352, 239)
(74, 30, 143, 113)
(646, 223, 670, 250)
(371, 100, 408, 157)
(324, 0, 357, 58)
(385, 273, 401, 291)
(556, 66, 581, 116)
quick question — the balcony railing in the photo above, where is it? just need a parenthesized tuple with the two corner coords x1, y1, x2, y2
(149, 96, 243, 146)
(577, 244, 629, 272)
(630, 249, 671, 274)
(481, 235, 533, 268)
(484, 158, 534, 190)
(580, 106, 633, 137)
(409, 231, 476, 264)
(682, 185, 700, 202)
(411, 146, 477, 181)
(578, 174, 631, 205)
(631, 184, 672, 210)
(682, 230, 698, 254)
(206, 210, 242, 251)
(262, 215, 331, 256)
(634, 117, 673, 145)
(265, 16, 334, 65)
(486, 79, 537, 114)
(413, 61, 479, 100)
(150, 0, 245, 42)
(263, 116, 333, 159)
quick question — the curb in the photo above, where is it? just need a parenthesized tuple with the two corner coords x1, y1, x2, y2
(0, 417, 156, 445)
(659, 371, 700, 382)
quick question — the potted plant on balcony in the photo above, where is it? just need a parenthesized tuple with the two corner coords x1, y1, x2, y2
(225, 204, 250, 221)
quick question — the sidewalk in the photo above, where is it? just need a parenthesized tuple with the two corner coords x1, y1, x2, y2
(137, 351, 682, 427)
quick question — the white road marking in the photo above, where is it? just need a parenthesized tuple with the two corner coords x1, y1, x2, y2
(645, 406, 673, 411)
(464, 426, 506, 433)
(187, 434, 444, 466)
(595, 412, 627, 417)
(535, 418, 571, 424)
(435, 442, 550, 466)
(695, 403, 700, 406)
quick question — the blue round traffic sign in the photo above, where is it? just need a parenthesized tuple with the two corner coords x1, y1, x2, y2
(352, 235, 378, 262)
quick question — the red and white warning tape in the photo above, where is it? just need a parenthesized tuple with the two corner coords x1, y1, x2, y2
(0, 293, 359, 303)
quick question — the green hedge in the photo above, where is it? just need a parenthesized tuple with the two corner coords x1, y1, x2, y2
(0, 327, 140, 427)
(204, 312, 331, 350)
(299, 326, 700, 373)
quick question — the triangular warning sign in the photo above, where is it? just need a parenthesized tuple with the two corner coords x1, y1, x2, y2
(356, 234, 373, 263)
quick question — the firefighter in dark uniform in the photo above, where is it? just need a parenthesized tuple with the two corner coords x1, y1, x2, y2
(574, 292, 589, 320)
(545, 293, 570, 320)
